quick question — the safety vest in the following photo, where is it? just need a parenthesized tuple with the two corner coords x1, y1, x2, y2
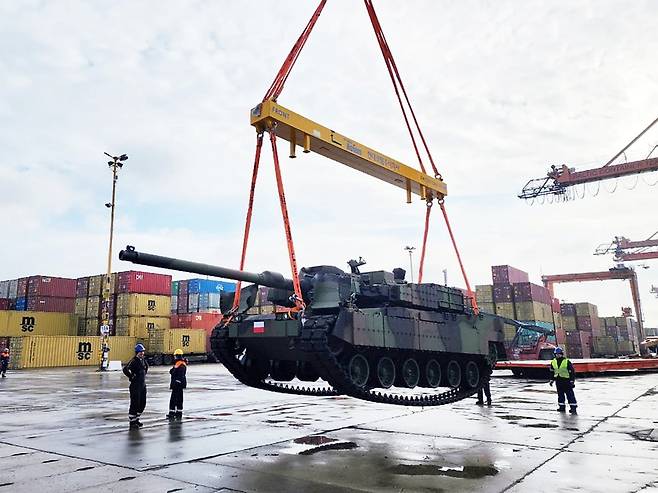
(551, 358, 570, 379)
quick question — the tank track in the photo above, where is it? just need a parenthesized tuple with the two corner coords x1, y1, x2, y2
(211, 316, 491, 407)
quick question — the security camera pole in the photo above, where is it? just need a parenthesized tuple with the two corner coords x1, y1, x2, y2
(404, 246, 416, 283)
(100, 152, 128, 371)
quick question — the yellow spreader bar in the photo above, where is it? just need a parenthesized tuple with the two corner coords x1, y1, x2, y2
(250, 99, 447, 202)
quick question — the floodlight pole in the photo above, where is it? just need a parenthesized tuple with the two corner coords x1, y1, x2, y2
(404, 246, 416, 283)
(100, 152, 127, 371)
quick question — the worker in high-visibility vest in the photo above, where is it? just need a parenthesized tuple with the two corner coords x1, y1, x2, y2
(549, 347, 577, 414)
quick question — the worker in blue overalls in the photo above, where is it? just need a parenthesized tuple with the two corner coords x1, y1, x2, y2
(549, 347, 577, 414)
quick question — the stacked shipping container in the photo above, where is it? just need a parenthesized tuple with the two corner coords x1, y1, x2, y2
(0, 276, 76, 313)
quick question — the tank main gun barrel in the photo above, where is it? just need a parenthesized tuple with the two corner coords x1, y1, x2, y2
(118, 246, 294, 290)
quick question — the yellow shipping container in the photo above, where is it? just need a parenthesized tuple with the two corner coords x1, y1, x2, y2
(515, 301, 553, 323)
(495, 302, 515, 319)
(475, 285, 494, 304)
(165, 328, 207, 354)
(116, 294, 170, 317)
(74, 298, 87, 317)
(562, 316, 577, 331)
(10, 336, 137, 369)
(86, 296, 100, 318)
(478, 302, 495, 314)
(0, 311, 77, 337)
(115, 316, 170, 338)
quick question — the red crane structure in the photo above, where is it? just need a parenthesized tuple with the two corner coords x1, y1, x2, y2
(519, 116, 658, 200)
(541, 266, 645, 348)
(594, 233, 658, 262)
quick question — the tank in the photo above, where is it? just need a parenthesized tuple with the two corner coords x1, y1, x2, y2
(119, 246, 520, 406)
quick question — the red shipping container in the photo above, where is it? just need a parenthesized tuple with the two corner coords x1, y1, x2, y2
(0, 298, 9, 310)
(491, 265, 529, 285)
(551, 298, 561, 314)
(28, 276, 76, 298)
(555, 328, 566, 345)
(566, 331, 581, 344)
(117, 271, 171, 295)
(76, 277, 89, 297)
(16, 277, 29, 298)
(26, 296, 75, 313)
(512, 282, 551, 304)
(560, 303, 576, 317)
(492, 284, 514, 303)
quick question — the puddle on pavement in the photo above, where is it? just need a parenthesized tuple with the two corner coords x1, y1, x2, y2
(521, 423, 559, 429)
(284, 435, 359, 455)
(294, 435, 337, 445)
(389, 463, 499, 478)
(497, 414, 536, 421)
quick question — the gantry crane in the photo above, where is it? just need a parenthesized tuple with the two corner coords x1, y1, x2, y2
(519, 116, 658, 200)
(651, 285, 658, 299)
(541, 266, 645, 351)
(594, 233, 658, 262)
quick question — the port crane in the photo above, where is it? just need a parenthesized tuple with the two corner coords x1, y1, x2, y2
(594, 232, 658, 262)
(541, 266, 645, 350)
(519, 116, 658, 200)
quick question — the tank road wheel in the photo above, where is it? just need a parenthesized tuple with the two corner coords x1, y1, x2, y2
(464, 360, 480, 389)
(446, 360, 462, 388)
(376, 356, 396, 388)
(242, 354, 270, 381)
(297, 361, 320, 382)
(400, 358, 420, 388)
(270, 360, 297, 381)
(424, 359, 441, 388)
(348, 354, 370, 388)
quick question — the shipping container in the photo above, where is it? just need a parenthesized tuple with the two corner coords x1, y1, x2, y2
(116, 293, 171, 317)
(0, 281, 9, 298)
(492, 284, 514, 303)
(576, 316, 592, 331)
(178, 280, 188, 296)
(86, 296, 101, 318)
(551, 298, 561, 314)
(172, 312, 223, 330)
(85, 318, 100, 336)
(560, 303, 576, 317)
(555, 328, 566, 345)
(115, 316, 170, 338)
(177, 294, 188, 313)
(16, 278, 29, 299)
(491, 265, 529, 285)
(8, 279, 18, 299)
(77, 318, 86, 336)
(87, 275, 103, 297)
(617, 340, 635, 354)
(188, 293, 199, 312)
(0, 311, 77, 336)
(162, 328, 207, 355)
(478, 302, 495, 314)
(75, 277, 89, 298)
(14, 297, 27, 311)
(172, 280, 179, 295)
(495, 302, 515, 319)
(9, 336, 137, 369)
(592, 336, 617, 356)
(27, 296, 75, 313)
(575, 302, 598, 318)
(198, 292, 222, 311)
(519, 320, 554, 330)
(27, 276, 76, 298)
(0, 299, 9, 310)
(187, 279, 236, 294)
(552, 312, 562, 330)
(117, 271, 171, 296)
(512, 282, 552, 305)
(562, 315, 577, 331)
(514, 301, 553, 323)
(74, 297, 87, 317)
(475, 285, 494, 304)
(171, 295, 178, 313)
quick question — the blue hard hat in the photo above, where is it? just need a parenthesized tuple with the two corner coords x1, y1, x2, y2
(553, 347, 564, 355)
(135, 343, 146, 353)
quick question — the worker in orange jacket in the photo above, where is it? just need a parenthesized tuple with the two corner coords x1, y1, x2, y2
(167, 349, 188, 421)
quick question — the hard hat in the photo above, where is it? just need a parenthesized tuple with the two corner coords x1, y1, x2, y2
(135, 343, 146, 353)
(553, 347, 564, 355)
(173, 349, 183, 356)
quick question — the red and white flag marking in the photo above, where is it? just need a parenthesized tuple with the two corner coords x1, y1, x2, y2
(253, 321, 265, 334)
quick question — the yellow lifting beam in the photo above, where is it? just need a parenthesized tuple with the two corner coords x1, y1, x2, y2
(250, 99, 447, 202)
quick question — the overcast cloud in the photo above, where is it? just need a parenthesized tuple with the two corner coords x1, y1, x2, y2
(1, 1, 657, 325)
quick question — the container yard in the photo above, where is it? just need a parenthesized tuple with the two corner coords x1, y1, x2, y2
(2, 2, 658, 493)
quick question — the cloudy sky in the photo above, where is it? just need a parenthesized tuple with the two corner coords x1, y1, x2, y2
(1, 1, 657, 325)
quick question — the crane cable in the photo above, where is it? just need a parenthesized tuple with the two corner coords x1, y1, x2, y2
(364, 0, 477, 311)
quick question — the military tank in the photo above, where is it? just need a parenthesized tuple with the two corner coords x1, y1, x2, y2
(119, 245, 520, 406)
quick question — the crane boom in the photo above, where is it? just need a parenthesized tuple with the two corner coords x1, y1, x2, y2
(250, 99, 447, 202)
(541, 267, 645, 348)
(594, 235, 658, 262)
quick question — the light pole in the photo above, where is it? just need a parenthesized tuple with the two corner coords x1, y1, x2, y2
(100, 152, 128, 371)
(404, 246, 415, 283)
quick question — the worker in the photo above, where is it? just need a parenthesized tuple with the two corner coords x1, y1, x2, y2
(549, 347, 577, 414)
(476, 359, 493, 406)
(123, 343, 149, 429)
(0, 348, 9, 377)
(167, 349, 188, 421)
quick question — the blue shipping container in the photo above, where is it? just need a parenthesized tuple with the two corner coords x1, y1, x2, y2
(187, 279, 236, 294)
(198, 293, 222, 311)
(15, 297, 27, 311)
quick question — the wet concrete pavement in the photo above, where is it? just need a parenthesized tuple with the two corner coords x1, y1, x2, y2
(0, 365, 657, 492)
